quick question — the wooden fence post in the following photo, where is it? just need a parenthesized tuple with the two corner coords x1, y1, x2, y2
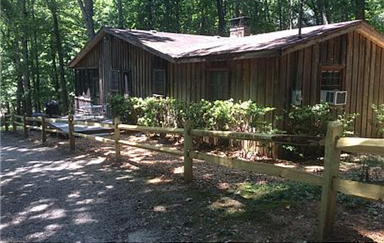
(41, 116, 47, 143)
(12, 114, 16, 132)
(184, 121, 193, 183)
(319, 121, 343, 241)
(68, 115, 75, 151)
(114, 117, 121, 160)
(4, 114, 9, 131)
(23, 114, 28, 138)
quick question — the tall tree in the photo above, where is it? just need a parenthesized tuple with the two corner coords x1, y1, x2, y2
(116, 0, 124, 28)
(355, 0, 365, 19)
(48, 0, 69, 113)
(216, 0, 226, 36)
(77, 0, 95, 39)
(20, 0, 32, 116)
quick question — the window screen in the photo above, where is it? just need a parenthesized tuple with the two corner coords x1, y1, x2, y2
(153, 69, 166, 96)
(320, 66, 343, 90)
(208, 70, 229, 100)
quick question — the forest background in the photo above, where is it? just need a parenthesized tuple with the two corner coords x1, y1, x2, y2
(1, 0, 383, 115)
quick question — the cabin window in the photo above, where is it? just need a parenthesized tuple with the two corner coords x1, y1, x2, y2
(208, 70, 229, 100)
(152, 69, 166, 96)
(111, 70, 120, 93)
(123, 71, 132, 98)
(320, 66, 344, 90)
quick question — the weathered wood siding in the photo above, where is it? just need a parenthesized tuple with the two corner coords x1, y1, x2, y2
(282, 32, 384, 137)
(75, 32, 383, 137)
(76, 42, 101, 68)
(346, 31, 384, 137)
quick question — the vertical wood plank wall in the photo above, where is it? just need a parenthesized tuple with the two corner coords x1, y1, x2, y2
(282, 32, 384, 137)
(74, 32, 384, 137)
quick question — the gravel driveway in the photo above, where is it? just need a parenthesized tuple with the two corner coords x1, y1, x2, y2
(0, 132, 174, 242)
(1, 132, 383, 242)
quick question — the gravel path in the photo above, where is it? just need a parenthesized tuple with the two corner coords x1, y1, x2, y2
(0, 132, 169, 242)
(1, 132, 382, 242)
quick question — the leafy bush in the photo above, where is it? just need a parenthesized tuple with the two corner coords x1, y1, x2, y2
(372, 104, 384, 136)
(109, 95, 144, 124)
(282, 103, 358, 160)
(138, 97, 186, 128)
(285, 103, 358, 137)
(110, 95, 275, 133)
(234, 100, 276, 133)
(185, 99, 214, 129)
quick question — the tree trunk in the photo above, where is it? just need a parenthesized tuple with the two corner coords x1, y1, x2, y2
(116, 0, 124, 28)
(31, 0, 41, 112)
(21, 0, 32, 116)
(216, 0, 226, 36)
(355, 0, 365, 20)
(49, 0, 69, 114)
(50, 41, 60, 102)
(77, 0, 95, 40)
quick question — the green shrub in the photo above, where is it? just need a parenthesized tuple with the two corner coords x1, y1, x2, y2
(234, 100, 276, 133)
(282, 103, 358, 160)
(109, 95, 143, 124)
(185, 99, 214, 129)
(285, 103, 358, 137)
(372, 104, 384, 136)
(138, 97, 187, 128)
(185, 99, 275, 133)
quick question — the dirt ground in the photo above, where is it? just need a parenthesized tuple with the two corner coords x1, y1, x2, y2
(1, 131, 383, 242)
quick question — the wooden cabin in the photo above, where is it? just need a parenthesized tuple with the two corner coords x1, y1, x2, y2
(69, 20, 384, 137)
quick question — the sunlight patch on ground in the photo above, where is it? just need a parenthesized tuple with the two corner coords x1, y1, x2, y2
(86, 157, 105, 165)
(75, 199, 96, 205)
(274, 163, 297, 169)
(172, 166, 184, 174)
(217, 182, 230, 190)
(29, 209, 66, 220)
(67, 191, 81, 198)
(25, 224, 62, 241)
(73, 212, 97, 225)
(153, 205, 167, 212)
(121, 163, 140, 171)
(208, 197, 245, 215)
(147, 176, 172, 184)
(304, 165, 323, 173)
(29, 204, 50, 212)
(116, 175, 133, 180)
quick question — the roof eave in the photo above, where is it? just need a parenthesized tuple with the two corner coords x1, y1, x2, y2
(103, 29, 177, 64)
(68, 28, 107, 68)
(356, 21, 384, 48)
(175, 49, 281, 63)
(281, 21, 363, 56)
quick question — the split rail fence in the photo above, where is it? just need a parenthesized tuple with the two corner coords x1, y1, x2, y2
(2, 114, 384, 241)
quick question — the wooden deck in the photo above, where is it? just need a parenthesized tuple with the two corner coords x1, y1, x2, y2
(47, 121, 113, 135)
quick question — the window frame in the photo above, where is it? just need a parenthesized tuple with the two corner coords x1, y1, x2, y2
(207, 68, 230, 101)
(152, 69, 167, 96)
(320, 65, 345, 91)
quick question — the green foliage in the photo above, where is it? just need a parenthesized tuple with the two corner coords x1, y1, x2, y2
(235, 181, 321, 202)
(109, 95, 144, 124)
(110, 95, 275, 133)
(138, 97, 186, 128)
(372, 104, 384, 135)
(285, 103, 358, 137)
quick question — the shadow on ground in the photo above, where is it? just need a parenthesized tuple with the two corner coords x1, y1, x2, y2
(1, 131, 381, 242)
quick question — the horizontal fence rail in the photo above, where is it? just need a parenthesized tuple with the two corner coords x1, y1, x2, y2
(119, 124, 184, 135)
(336, 137, 384, 156)
(6, 115, 384, 241)
(190, 151, 323, 186)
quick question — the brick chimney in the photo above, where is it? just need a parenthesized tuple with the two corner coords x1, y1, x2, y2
(229, 16, 251, 38)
